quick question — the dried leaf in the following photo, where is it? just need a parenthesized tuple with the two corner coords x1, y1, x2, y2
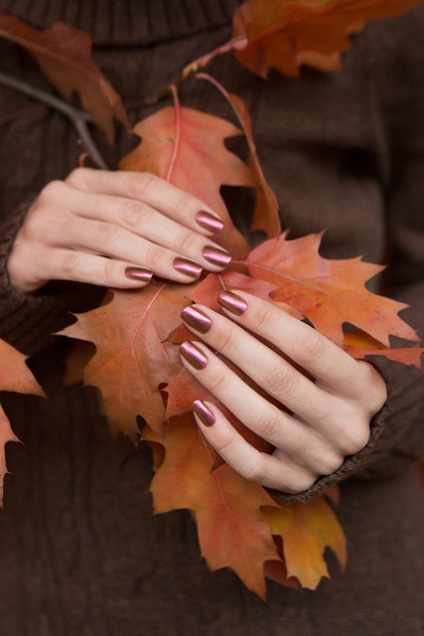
(0, 13, 128, 141)
(245, 232, 418, 347)
(149, 413, 280, 599)
(0, 339, 44, 503)
(232, 0, 424, 78)
(344, 330, 424, 368)
(59, 284, 194, 439)
(119, 102, 254, 257)
(262, 495, 347, 589)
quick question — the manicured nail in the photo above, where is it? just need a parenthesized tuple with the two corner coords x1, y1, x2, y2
(218, 291, 247, 315)
(125, 266, 153, 282)
(179, 341, 209, 370)
(193, 400, 215, 427)
(173, 258, 203, 278)
(181, 306, 212, 334)
(196, 211, 224, 233)
(202, 245, 231, 268)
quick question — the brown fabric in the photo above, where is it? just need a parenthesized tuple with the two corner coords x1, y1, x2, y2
(0, 1, 424, 634)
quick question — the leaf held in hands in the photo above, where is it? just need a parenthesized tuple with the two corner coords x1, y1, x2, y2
(0, 339, 44, 504)
(344, 330, 424, 368)
(0, 13, 128, 141)
(262, 495, 347, 589)
(232, 0, 424, 77)
(148, 413, 280, 599)
(59, 284, 193, 439)
(119, 104, 254, 257)
(245, 232, 419, 347)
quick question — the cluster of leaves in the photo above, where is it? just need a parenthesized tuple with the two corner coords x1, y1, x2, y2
(0, 1, 423, 599)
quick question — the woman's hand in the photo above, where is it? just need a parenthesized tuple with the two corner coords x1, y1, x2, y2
(179, 291, 387, 494)
(7, 168, 230, 293)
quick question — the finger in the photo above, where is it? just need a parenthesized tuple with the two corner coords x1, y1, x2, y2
(192, 400, 317, 493)
(65, 190, 231, 273)
(181, 304, 328, 426)
(66, 168, 225, 236)
(47, 216, 207, 283)
(179, 340, 339, 472)
(216, 290, 371, 400)
(38, 248, 154, 288)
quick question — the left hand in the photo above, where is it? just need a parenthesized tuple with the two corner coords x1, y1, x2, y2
(179, 291, 387, 494)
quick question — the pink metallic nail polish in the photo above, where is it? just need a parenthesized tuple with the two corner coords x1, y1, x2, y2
(125, 267, 153, 282)
(196, 211, 224, 233)
(193, 400, 215, 427)
(217, 291, 247, 315)
(202, 245, 231, 268)
(181, 306, 212, 334)
(173, 258, 203, 278)
(179, 341, 209, 370)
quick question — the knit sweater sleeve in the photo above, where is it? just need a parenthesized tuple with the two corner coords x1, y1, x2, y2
(276, 9, 424, 503)
(0, 203, 104, 355)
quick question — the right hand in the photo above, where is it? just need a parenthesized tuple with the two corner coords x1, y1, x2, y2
(7, 168, 230, 293)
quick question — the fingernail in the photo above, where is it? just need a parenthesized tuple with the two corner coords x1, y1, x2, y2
(193, 400, 215, 427)
(173, 258, 203, 278)
(202, 245, 232, 268)
(181, 306, 212, 334)
(218, 291, 247, 315)
(196, 211, 224, 233)
(179, 341, 209, 370)
(125, 266, 153, 282)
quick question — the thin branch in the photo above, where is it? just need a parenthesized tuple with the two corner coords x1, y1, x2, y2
(0, 71, 108, 169)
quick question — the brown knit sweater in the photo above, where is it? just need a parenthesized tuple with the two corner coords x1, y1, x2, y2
(0, 1, 424, 634)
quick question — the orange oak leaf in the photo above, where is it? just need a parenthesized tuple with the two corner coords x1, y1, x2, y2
(344, 330, 424, 368)
(119, 96, 254, 258)
(148, 412, 280, 599)
(0, 339, 45, 503)
(196, 74, 280, 238)
(262, 495, 347, 589)
(232, 0, 424, 78)
(242, 231, 418, 347)
(59, 284, 194, 439)
(0, 13, 128, 141)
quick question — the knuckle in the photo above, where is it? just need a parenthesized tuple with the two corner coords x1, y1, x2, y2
(207, 368, 232, 396)
(132, 172, 158, 199)
(264, 363, 297, 398)
(60, 251, 81, 277)
(285, 471, 316, 494)
(257, 409, 282, 441)
(253, 304, 275, 332)
(39, 180, 67, 204)
(120, 200, 150, 228)
(339, 419, 370, 455)
(66, 167, 91, 186)
(317, 451, 343, 476)
(297, 331, 325, 366)
(174, 229, 198, 256)
(240, 458, 264, 483)
(97, 223, 122, 248)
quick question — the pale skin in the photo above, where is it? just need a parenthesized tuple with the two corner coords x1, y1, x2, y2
(7, 168, 387, 494)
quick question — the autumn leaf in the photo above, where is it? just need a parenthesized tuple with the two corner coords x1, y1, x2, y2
(241, 231, 418, 348)
(0, 13, 128, 141)
(262, 495, 347, 589)
(59, 284, 194, 439)
(147, 413, 280, 599)
(119, 95, 254, 258)
(0, 339, 45, 503)
(196, 74, 281, 238)
(344, 330, 424, 368)
(232, 0, 424, 78)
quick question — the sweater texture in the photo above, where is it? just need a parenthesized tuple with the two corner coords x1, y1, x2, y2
(0, 1, 423, 634)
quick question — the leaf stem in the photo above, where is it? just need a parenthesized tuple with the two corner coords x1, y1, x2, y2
(0, 70, 108, 169)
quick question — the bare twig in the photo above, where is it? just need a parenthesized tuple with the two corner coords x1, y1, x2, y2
(0, 71, 108, 169)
